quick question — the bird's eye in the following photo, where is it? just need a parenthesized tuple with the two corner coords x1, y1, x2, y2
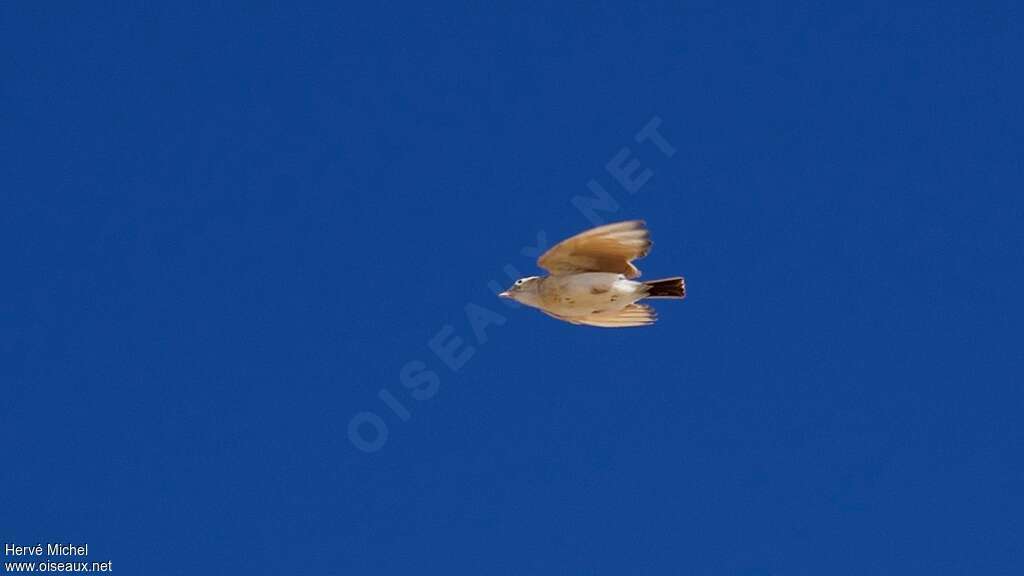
(515, 280, 523, 285)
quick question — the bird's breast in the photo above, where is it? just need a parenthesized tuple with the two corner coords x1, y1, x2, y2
(539, 273, 641, 315)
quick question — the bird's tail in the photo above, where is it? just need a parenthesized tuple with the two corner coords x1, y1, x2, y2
(643, 277, 686, 299)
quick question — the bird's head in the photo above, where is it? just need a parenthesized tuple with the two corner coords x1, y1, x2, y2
(499, 276, 542, 304)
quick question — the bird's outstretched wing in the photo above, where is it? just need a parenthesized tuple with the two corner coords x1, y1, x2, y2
(543, 304, 656, 328)
(537, 220, 651, 278)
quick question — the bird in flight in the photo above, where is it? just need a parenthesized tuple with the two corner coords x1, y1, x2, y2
(499, 220, 686, 327)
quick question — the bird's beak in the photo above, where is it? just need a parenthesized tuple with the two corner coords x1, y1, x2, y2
(498, 291, 511, 298)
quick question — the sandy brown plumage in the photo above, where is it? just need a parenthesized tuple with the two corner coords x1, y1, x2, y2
(537, 220, 651, 278)
(543, 303, 657, 328)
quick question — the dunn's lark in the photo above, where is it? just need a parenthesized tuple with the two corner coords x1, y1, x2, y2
(499, 220, 685, 327)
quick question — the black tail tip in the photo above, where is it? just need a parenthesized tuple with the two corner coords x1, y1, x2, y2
(645, 277, 686, 299)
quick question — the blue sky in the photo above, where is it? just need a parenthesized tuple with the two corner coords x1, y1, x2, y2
(3, 2, 1023, 574)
